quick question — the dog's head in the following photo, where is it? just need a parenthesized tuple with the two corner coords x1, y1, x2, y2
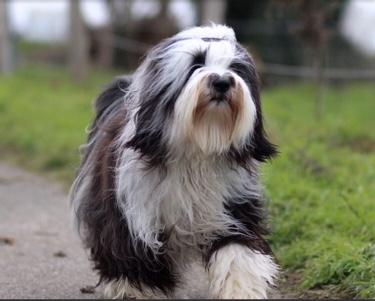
(127, 25, 277, 166)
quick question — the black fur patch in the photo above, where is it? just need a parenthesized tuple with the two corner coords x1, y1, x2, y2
(125, 54, 171, 168)
(191, 50, 206, 72)
(204, 194, 272, 264)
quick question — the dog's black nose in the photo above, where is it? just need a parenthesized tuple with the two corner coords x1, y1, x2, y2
(212, 74, 235, 93)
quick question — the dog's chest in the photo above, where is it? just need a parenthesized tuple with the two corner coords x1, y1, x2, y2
(160, 162, 230, 230)
(117, 152, 256, 249)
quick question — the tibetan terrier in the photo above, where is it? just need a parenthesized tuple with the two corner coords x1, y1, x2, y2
(70, 25, 278, 299)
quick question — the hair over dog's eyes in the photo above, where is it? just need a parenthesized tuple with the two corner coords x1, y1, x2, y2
(229, 62, 245, 75)
(229, 61, 251, 83)
(191, 52, 206, 72)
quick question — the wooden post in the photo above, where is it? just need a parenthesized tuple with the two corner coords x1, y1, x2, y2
(0, 0, 13, 74)
(69, 0, 88, 81)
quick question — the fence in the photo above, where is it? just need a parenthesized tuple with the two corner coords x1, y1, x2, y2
(4, 2, 375, 82)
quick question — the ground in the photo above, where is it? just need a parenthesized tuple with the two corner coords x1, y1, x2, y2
(0, 162, 102, 299)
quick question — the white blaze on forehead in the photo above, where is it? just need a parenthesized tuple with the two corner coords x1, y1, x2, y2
(206, 40, 236, 70)
(165, 39, 235, 72)
(175, 24, 237, 70)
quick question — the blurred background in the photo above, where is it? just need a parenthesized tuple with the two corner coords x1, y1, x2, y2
(3, 0, 375, 82)
(0, 0, 374, 299)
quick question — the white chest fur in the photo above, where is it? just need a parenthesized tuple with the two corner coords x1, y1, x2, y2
(116, 149, 260, 251)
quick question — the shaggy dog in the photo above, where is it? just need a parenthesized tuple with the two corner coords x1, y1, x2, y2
(70, 24, 278, 299)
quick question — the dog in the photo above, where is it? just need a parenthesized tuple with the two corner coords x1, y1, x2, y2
(70, 24, 278, 299)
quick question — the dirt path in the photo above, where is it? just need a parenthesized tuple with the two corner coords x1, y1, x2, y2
(0, 162, 101, 298)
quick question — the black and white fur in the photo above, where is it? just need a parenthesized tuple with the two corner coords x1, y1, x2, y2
(70, 24, 278, 299)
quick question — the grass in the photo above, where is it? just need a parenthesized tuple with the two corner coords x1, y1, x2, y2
(0, 67, 374, 297)
(262, 84, 375, 298)
(0, 66, 115, 183)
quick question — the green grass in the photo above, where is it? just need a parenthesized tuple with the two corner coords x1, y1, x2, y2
(262, 84, 375, 298)
(0, 67, 374, 297)
(18, 40, 66, 53)
(0, 66, 115, 183)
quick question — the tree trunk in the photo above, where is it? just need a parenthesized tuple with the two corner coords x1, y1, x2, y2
(200, 0, 227, 25)
(0, 0, 13, 74)
(107, 0, 133, 27)
(69, 0, 88, 81)
(95, 26, 114, 68)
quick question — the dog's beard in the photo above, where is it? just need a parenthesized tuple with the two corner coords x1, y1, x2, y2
(193, 101, 237, 154)
(170, 70, 256, 155)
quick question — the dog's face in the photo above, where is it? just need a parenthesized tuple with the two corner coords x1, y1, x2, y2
(170, 37, 256, 155)
(127, 25, 276, 166)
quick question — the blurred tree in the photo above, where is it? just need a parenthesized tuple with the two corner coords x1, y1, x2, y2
(109, 0, 179, 69)
(226, 0, 308, 86)
(197, 0, 227, 25)
(295, 1, 340, 118)
(107, 0, 133, 28)
(0, 0, 14, 74)
(131, 0, 178, 45)
(69, 0, 89, 81)
(88, 26, 114, 69)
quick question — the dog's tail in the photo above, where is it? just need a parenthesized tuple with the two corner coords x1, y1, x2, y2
(70, 75, 132, 235)
(88, 75, 132, 141)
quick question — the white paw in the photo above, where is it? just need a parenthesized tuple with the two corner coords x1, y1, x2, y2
(208, 244, 279, 299)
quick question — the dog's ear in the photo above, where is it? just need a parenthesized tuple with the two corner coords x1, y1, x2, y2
(125, 95, 169, 168)
(229, 103, 277, 165)
(250, 123, 278, 162)
(249, 72, 277, 162)
(125, 67, 174, 168)
(87, 77, 131, 142)
(125, 44, 189, 168)
(230, 45, 278, 164)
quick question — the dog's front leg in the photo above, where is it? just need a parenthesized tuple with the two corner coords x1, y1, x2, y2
(207, 243, 278, 299)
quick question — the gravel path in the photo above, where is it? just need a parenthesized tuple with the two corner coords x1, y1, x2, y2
(0, 162, 102, 299)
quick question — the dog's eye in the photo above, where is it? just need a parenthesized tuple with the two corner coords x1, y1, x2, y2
(230, 62, 251, 82)
(191, 52, 206, 72)
(230, 62, 245, 74)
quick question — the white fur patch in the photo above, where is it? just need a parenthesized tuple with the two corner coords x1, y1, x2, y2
(208, 244, 279, 299)
(104, 278, 167, 299)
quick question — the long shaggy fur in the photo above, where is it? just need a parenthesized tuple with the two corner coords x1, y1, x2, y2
(70, 24, 278, 299)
